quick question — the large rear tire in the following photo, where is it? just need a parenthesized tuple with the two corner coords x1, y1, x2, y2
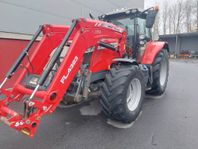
(147, 49, 169, 95)
(100, 65, 145, 123)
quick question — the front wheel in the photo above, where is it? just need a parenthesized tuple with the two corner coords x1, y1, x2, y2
(147, 49, 169, 95)
(100, 65, 145, 123)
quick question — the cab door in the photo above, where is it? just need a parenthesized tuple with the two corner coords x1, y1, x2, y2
(136, 18, 152, 62)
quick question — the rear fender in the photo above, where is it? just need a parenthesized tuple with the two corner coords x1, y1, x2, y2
(141, 41, 169, 65)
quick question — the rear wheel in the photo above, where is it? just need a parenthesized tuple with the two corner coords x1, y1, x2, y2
(100, 65, 145, 123)
(147, 49, 169, 95)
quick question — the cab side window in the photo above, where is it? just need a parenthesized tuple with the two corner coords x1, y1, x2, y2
(138, 18, 151, 40)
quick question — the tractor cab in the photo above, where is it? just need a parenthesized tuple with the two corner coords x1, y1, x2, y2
(99, 7, 158, 60)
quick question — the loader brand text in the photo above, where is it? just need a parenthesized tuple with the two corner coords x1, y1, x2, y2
(95, 22, 123, 33)
(60, 56, 78, 84)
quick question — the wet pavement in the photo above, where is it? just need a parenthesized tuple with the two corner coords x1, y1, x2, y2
(0, 60, 198, 149)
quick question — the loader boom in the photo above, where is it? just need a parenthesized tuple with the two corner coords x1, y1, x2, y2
(0, 18, 126, 137)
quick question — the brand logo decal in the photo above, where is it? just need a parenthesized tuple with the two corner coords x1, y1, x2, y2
(60, 56, 78, 84)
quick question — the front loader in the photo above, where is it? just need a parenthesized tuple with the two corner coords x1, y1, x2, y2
(0, 7, 169, 137)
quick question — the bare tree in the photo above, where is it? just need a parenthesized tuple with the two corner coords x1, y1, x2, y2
(167, 6, 173, 34)
(175, 0, 185, 33)
(162, 1, 169, 34)
(196, 0, 198, 31)
(184, 0, 193, 32)
(171, 3, 177, 33)
(153, 11, 160, 37)
(191, 0, 198, 32)
(159, 0, 196, 34)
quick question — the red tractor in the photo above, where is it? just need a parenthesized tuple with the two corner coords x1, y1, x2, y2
(0, 7, 169, 137)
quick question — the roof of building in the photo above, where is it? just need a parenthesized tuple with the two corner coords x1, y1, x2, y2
(160, 32, 198, 38)
(0, 31, 41, 40)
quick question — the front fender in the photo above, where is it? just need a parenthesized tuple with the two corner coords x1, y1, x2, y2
(141, 41, 169, 65)
(112, 58, 138, 65)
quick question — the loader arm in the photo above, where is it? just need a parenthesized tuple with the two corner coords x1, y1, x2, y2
(0, 18, 126, 137)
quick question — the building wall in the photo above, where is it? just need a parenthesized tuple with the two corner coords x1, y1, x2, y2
(0, 36, 39, 88)
(0, 0, 144, 34)
(160, 34, 198, 54)
(180, 36, 198, 51)
(161, 37, 176, 53)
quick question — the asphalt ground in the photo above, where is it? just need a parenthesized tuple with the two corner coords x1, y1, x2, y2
(0, 60, 198, 149)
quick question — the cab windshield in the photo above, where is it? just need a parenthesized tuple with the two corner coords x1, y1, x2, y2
(110, 18, 135, 49)
(111, 18, 135, 37)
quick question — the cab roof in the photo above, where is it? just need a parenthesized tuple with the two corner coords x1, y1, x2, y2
(99, 8, 148, 21)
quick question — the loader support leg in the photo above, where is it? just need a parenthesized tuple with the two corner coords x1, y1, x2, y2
(38, 20, 78, 86)
(0, 26, 43, 89)
(27, 20, 78, 103)
(6, 26, 43, 79)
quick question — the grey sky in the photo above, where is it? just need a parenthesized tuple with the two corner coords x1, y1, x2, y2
(145, 0, 175, 8)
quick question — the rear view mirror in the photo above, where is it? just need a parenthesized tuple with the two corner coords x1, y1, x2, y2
(89, 13, 95, 19)
(146, 10, 158, 28)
